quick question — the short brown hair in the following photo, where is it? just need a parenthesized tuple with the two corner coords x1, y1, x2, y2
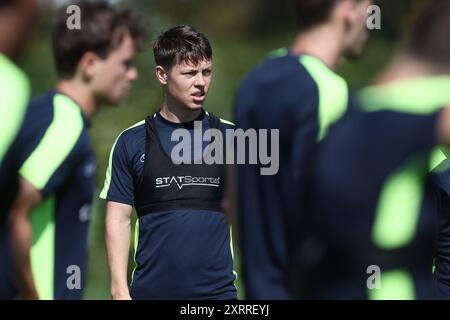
(293, 0, 367, 30)
(409, 0, 450, 67)
(293, 0, 340, 30)
(153, 25, 212, 70)
(52, 0, 146, 78)
(0, 0, 18, 8)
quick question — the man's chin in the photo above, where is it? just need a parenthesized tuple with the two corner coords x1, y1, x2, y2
(343, 49, 364, 61)
(188, 103, 204, 110)
(99, 97, 123, 107)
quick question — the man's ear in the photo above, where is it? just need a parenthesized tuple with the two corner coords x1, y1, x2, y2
(333, 0, 357, 28)
(156, 65, 168, 85)
(78, 52, 100, 81)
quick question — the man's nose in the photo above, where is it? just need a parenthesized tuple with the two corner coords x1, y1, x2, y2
(128, 66, 138, 81)
(194, 73, 205, 87)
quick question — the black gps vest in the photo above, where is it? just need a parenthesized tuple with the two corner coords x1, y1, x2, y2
(135, 112, 225, 218)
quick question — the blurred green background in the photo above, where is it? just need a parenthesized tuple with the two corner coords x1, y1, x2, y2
(20, 0, 430, 299)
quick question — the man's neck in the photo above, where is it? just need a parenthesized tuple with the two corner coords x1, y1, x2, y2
(56, 79, 97, 119)
(160, 99, 202, 123)
(0, 23, 20, 60)
(290, 24, 344, 71)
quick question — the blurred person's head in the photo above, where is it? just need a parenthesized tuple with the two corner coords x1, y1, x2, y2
(153, 25, 213, 112)
(293, 0, 372, 60)
(52, 0, 145, 106)
(0, 0, 39, 59)
(407, 0, 450, 72)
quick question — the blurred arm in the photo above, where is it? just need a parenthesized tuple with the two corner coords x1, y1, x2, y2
(223, 164, 240, 250)
(8, 177, 42, 300)
(105, 201, 133, 300)
(437, 107, 450, 147)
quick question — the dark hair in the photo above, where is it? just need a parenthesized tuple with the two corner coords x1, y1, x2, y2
(293, 0, 368, 30)
(292, 0, 340, 30)
(52, 0, 146, 78)
(409, 0, 450, 67)
(153, 24, 212, 70)
(0, 0, 18, 8)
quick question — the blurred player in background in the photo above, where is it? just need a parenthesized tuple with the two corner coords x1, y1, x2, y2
(234, 0, 372, 299)
(289, 0, 450, 299)
(5, 1, 145, 299)
(0, 0, 39, 300)
(0, 0, 36, 165)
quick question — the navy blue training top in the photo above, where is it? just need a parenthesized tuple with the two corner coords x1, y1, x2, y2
(234, 50, 349, 299)
(0, 90, 96, 300)
(100, 110, 237, 300)
(297, 77, 450, 299)
(430, 147, 450, 300)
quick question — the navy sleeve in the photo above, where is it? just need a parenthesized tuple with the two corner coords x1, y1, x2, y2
(435, 189, 450, 299)
(100, 133, 135, 205)
(18, 95, 86, 197)
(41, 138, 88, 197)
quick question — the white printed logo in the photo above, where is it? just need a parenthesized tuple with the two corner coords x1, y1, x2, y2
(83, 162, 96, 177)
(155, 176, 220, 190)
(79, 204, 91, 222)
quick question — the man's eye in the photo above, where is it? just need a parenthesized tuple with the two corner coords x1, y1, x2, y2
(124, 61, 134, 69)
(203, 70, 212, 76)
